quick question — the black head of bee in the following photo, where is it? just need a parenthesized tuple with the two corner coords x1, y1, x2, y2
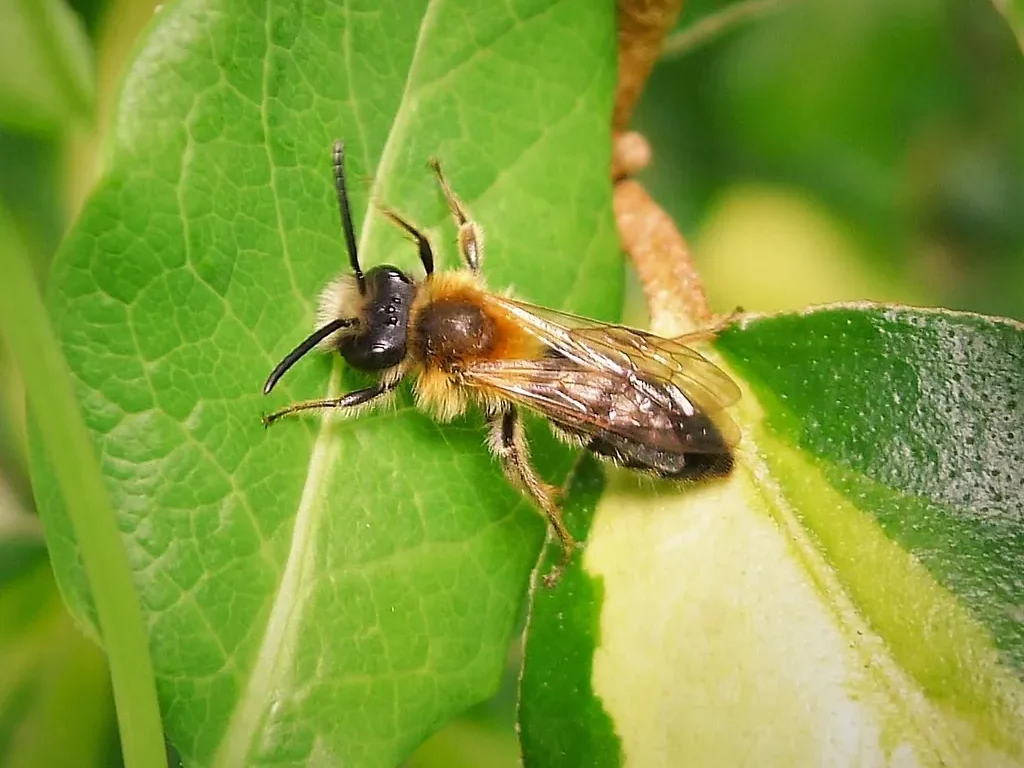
(263, 142, 434, 395)
(338, 265, 416, 372)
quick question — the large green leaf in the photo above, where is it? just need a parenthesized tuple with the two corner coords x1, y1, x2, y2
(31, 1, 620, 765)
(520, 305, 1024, 766)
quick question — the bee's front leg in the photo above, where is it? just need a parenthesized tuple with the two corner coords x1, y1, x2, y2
(486, 406, 575, 587)
(262, 379, 397, 426)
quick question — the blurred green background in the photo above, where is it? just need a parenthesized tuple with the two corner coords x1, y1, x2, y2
(1, 0, 1021, 765)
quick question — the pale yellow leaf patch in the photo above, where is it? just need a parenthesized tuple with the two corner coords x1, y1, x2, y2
(584, 380, 1024, 767)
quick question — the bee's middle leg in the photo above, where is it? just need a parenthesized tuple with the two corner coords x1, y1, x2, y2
(428, 157, 484, 273)
(487, 406, 575, 586)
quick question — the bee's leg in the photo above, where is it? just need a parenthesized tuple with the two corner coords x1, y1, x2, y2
(378, 207, 434, 276)
(428, 158, 483, 273)
(674, 305, 745, 344)
(487, 407, 575, 587)
(262, 379, 397, 427)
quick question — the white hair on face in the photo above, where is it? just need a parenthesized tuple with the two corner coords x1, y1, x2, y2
(315, 274, 364, 350)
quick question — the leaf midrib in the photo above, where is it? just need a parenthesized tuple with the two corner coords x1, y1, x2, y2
(211, 1, 442, 764)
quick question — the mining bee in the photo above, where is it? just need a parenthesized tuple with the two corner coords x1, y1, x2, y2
(262, 141, 741, 585)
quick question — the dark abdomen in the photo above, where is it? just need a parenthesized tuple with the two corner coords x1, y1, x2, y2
(556, 415, 734, 480)
(585, 432, 734, 479)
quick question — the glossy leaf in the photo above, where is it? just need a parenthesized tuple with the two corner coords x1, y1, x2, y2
(521, 305, 1024, 767)
(31, 1, 621, 765)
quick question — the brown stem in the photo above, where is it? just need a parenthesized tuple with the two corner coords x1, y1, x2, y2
(615, 0, 684, 130)
(613, 180, 711, 335)
(611, 130, 652, 181)
(613, 1, 711, 333)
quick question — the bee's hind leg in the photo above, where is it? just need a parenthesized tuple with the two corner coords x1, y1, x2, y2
(487, 407, 575, 587)
(428, 157, 484, 273)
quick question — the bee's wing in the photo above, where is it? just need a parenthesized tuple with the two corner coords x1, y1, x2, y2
(470, 296, 741, 452)
(465, 358, 737, 454)
(484, 295, 740, 408)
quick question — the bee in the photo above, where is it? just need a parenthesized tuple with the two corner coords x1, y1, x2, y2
(262, 141, 741, 585)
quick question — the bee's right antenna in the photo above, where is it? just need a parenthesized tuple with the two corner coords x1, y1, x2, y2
(332, 141, 365, 294)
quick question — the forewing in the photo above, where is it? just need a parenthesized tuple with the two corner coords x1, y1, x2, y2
(573, 324, 740, 413)
(464, 360, 738, 455)
(481, 295, 741, 446)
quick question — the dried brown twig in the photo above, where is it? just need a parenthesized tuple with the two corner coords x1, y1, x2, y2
(614, 0, 684, 130)
(612, 0, 713, 334)
(614, 180, 711, 334)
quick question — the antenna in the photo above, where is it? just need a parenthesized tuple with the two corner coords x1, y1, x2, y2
(263, 317, 354, 395)
(333, 141, 365, 293)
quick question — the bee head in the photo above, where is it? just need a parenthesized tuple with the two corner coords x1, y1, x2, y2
(336, 264, 416, 371)
(262, 141, 424, 395)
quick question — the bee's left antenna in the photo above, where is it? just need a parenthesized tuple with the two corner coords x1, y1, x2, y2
(333, 141, 365, 294)
(263, 316, 356, 395)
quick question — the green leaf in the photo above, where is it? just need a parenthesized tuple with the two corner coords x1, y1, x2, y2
(518, 458, 622, 767)
(521, 305, 1024, 767)
(33, 1, 621, 765)
(0, 0, 94, 134)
